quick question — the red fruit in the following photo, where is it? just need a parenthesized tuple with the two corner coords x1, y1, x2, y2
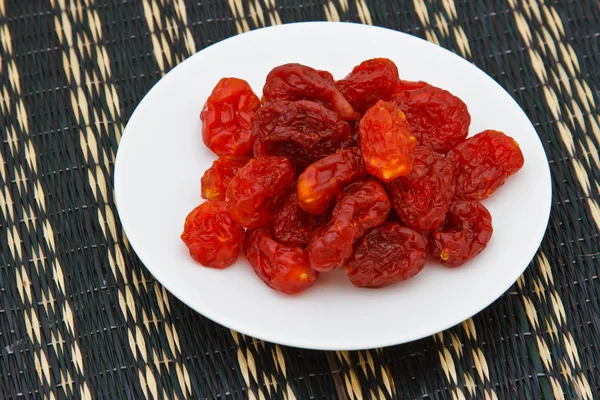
(297, 147, 366, 215)
(336, 58, 401, 114)
(359, 100, 416, 182)
(181, 201, 243, 268)
(448, 130, 524, 200)
(387, 146, 455, 231)
(201, 78, 261, 156)
(392, 85, 470, 153)
(243, 228, 318, 294)
(252, 100, 351, 167)
(262, 63, 359, 120)
(226, 156, 295, 228)
(429, 200, 493, 267)
(346, 222, 427, 288)
(308, 180, 390, 272)
(271, 189, 325, 247)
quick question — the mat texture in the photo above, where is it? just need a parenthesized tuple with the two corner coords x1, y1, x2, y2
(1, 0, 599, 399)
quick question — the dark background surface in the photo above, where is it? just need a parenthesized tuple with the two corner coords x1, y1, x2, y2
(0, 0, 599, 398)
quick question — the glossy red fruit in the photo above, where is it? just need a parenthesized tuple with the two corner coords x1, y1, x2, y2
(226, 156, 295, 228)
(201, 156, 250, 201)
(297, 147, 366, 215)
(262, 63, 359, 120)
(359, 100, 416, 182)
(243, 228, 318, 294)
(336, 58, 401, 114)
(387, 146, 456, 231)
(392, 85, 470, 153)
(346, 222, 427, 288)
(252, 100, 351, 167)
(201, 78, 261, 156)
(181, 201, 243, 268)
(448, 130, 525, 200)
(429, 200, 493, 267)
(271, 188, 325, 247)
(308, 180, 390, 272)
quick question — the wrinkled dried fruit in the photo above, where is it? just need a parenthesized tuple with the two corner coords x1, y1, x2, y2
(359, 100, 416, 182)
(429, 200, 493, 267)
(448, 130, 524, 200)
(243, 228, 318, 294)
(308, 180, 390, 272)
(271, 188, 325, 247)
(201, 78, 261, 156)
(226, 156, 295, 228)
(263, 63, 359, 120)
(346, 222, 427, 288)
(336, 58, 401, 114)
(297, 147, 366, 215)
(392, 85, 470, 153)
(252, 100, 351, 166)
(201, 156, 250, 201)
(387, 146, 455, 231)
(181, 201, 243, 268)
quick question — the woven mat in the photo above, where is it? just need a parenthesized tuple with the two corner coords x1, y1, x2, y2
(1, 0, 599, 398)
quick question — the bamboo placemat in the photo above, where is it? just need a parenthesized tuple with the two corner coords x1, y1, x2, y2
(1, 0, 599, 398)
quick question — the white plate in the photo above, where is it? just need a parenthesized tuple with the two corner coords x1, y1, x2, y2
(115, 22, 551, 350)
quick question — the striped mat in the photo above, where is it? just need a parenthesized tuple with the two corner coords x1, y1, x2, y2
(0, 0, 599, 398)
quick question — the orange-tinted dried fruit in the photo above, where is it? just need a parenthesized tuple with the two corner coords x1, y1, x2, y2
(297, 147, 366, 215)
(359, 100, 416, 182)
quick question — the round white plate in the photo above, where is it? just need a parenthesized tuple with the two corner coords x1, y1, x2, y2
(115, 22, 551, 350)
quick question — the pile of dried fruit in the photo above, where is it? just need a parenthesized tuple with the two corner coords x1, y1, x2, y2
(181, 59, 524, 294)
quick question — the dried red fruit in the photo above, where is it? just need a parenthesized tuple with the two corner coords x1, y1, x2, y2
(271, 188, 325, 247)
(359, 100, 416, 182)
(243, 228, 318, 294)
(262, 63, 359, 120)
(429, 200, 493, 267)
(181, 201, 243, 268)
(226, 156, 295, 228)
(308, 180, 390, 272)
(201, 156, 250, 201)
(252, 100, 351, 166)
(448, 130, 524, 200)
(387, 146, 455, 231)
(297, 147, 366, 215)
(346, 222, 427, 288)
(201, 78, 261, 156)
(392, 85, 470, 153)
(336, 58, 401, 114)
